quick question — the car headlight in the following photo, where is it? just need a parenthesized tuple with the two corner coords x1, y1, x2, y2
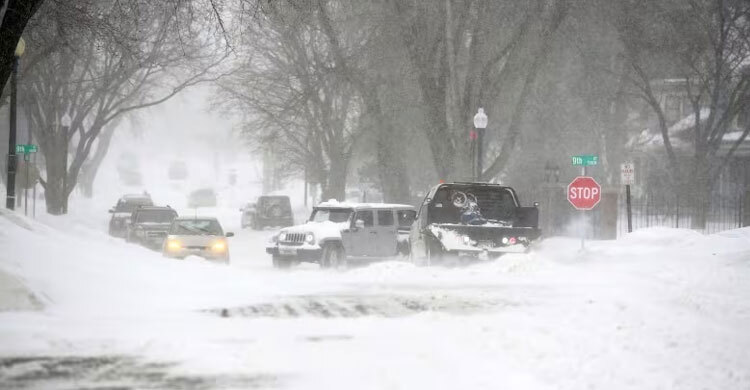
(305, 233, 315, 244)
(166, 239, 182, 251)
(278, 232, 287, 242)
(211, 240, 227, 252)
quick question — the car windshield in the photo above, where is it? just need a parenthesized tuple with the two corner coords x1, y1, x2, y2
(135, 210, 177, 223)
(170, 219, 223, 235)
(115, 198, 152, 212)
(310, 208, 353, 223)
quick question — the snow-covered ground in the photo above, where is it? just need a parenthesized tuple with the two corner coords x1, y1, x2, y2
(1, 202, 749, 389)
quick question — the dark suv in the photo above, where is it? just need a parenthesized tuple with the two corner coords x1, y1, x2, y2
(108, 194, 153, 237)
(409, 182, 540, 264)
(126, 206, 179, 248)
(242, 195, 293, 230)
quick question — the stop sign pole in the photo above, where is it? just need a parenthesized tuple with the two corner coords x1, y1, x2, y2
(569, 156, 602, 250)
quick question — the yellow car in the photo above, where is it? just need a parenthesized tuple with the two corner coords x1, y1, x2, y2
(163, 217, 233, 263)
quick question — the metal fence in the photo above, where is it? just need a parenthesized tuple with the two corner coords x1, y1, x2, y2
(616, 191, 744, 236)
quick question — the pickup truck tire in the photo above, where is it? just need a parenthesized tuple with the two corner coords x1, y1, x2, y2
(426, 237, 444, 265)
(272, 255, 293, 269)
(321, 244, 346, 270)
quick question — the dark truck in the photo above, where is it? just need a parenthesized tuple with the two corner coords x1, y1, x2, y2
(126, 206, 178, 248)
(242, 195, 294, 230)
(108, 194, 153, 237)
(409, 182, 540, 264)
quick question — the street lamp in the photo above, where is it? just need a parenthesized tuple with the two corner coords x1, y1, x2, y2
(61, 113, 71, 214)
(473, 107, 488, 181)
(5, 37, 25, 210)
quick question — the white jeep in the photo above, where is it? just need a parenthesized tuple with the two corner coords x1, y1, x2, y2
(266, 200, 415, 269)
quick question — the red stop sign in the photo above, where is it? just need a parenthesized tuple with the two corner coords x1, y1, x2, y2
(567, 176, 601, 210)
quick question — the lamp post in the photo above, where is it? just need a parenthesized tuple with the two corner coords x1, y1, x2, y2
(61, 113, 71, 214)
(5, 38, 25, 210)
(473, 107, 488, 181)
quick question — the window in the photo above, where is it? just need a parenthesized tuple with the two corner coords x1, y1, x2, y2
(354, 210, 374, 227)
(311, 208, 353, 223)
(377, 210, 394, 226)
(397, 210, 417, 227)
(170, 219, 223, 235)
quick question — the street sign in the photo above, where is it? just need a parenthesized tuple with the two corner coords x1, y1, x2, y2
(571, 155, 598, 166)
(620, 162, 635, 185)
(15, 144, 38, 154)
(567, 176, 601, 210)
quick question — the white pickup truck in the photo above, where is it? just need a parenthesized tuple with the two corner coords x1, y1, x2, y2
(266, 200, 416, 269)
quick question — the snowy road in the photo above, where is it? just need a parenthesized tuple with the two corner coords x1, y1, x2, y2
(1, 209, 750, 390)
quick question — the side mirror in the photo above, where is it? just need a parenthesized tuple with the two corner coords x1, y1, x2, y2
(355, 220, 365, 229)
(533, 202, 540, 208)
(226, 232, 235, 237)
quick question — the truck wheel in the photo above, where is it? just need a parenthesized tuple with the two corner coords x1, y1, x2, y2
(272, 255, 292, 269)
(426, 238, 443, 266)
(321, 244, 346, 269)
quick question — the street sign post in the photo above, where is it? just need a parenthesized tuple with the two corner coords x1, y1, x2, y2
(568, 176, 601, 250)
(621, 162, 635, 233)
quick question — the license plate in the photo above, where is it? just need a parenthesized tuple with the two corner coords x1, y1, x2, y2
(279, 247, 297, 255)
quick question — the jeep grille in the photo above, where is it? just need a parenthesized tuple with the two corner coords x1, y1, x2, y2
(281, 233, 305, 245)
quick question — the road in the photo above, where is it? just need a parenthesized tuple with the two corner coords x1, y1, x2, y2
(1, 210, 749, 390)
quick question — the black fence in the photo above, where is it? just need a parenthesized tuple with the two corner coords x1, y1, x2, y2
(519, 185, 746, 238)
(617, 191, 744, 236)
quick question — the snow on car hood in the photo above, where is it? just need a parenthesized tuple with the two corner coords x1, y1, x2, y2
(281, 220, 350, 240)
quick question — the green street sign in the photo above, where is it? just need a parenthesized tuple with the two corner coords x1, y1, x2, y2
(572, 155, 598, 167)
(15, 144, 38, 154)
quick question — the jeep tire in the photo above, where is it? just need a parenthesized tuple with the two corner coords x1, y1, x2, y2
(321, 244, 346, 269)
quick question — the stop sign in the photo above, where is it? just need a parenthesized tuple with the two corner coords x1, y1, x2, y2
(567, 176, 601, 210)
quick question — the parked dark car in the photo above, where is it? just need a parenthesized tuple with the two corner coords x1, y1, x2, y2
(188, 188, 217, 208)
(241, 195, 293, 230)
(126, 206, 179, 248)
(108, 194, 153, 237)
(409, 182, 540, 264)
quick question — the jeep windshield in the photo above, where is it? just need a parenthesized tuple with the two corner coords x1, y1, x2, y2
(428, 185, 518, 224)
(135, 210, 177, 223)
(310, 208, 353, 223)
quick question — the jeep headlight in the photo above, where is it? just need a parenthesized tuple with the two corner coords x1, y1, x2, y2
(305, 233, 315, 244)
(278, 232, 287, 242)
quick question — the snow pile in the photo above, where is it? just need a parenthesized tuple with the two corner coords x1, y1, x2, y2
(1, 211, 750, 390)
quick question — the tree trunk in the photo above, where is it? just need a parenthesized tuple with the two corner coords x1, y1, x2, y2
(322, 155, 348, 202)
(689, 158, 711, 230)
(39, 133, 68, 215)
(78, 124, 116, 198)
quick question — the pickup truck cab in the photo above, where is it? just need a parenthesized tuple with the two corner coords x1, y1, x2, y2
(410, 182, 540, 264)
(266, 201, 415, 269)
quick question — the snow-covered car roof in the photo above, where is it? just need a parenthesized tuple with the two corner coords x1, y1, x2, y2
(316, 199, 414, 210)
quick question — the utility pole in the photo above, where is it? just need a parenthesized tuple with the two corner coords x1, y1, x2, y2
(5, 39, 25, 210)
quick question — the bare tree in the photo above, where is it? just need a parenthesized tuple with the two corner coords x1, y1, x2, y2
(616, 0, 750, 228)
(21, 0, 230, 214)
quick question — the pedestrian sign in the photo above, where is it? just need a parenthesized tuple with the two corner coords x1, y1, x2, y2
(15, 144, 37, 154)
(571, 155, 598, 167)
